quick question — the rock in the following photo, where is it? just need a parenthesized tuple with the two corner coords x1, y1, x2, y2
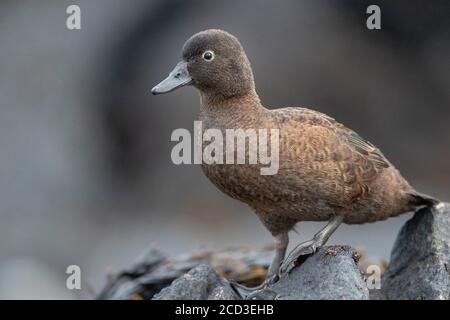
(382, 203, 450, 300)
(265, 245, 369, 300)
(153, 264, 239, 300)
(97, 249, 170, 300)
(98, 246, 273, 300)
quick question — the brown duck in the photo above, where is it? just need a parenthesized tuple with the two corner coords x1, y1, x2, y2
(152, 29, 439, 294)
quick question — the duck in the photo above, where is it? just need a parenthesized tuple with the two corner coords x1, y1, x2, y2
(151, 29, 439, 297)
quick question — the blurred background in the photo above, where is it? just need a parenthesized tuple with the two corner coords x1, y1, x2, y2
(0, 0, 449, 299)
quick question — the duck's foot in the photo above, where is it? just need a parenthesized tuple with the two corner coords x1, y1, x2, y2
(230, 274, 279, 300)
(280, 215, 344, 275)
(279, 239, 319, 275)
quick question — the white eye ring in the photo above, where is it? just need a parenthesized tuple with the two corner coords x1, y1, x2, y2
(202, 50, 215, 61)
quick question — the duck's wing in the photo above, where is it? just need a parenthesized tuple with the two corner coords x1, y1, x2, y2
(334, 127, 389, 170)
(297, 108, 390, 171)
(279, 107, 392, 205)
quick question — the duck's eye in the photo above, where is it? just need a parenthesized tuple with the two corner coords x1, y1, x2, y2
(202, 50, 214, 61)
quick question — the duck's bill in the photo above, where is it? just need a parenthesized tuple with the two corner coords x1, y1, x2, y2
(151, 61, 192, 95)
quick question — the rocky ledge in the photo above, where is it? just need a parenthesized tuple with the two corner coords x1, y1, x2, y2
(98, 203, 449, 300)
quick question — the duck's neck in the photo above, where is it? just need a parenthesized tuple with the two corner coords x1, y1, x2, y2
(199, 89, 265, 127)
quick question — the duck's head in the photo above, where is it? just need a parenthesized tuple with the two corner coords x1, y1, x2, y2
(152, 29, 255, 100)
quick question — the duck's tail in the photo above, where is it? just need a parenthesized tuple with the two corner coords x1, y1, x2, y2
(410, 191, 441, 208)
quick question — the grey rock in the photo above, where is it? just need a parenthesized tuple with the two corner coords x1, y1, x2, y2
(266, 245, 369, 300)
(153, 264, 239, 300)
(382, 203, 450, 300)
(97, 249, 169, 300)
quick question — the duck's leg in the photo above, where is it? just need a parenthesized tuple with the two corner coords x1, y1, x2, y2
(231, 232, 288, 298)
(267, 232, 289, 282)
(280, 215, 343, 275)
